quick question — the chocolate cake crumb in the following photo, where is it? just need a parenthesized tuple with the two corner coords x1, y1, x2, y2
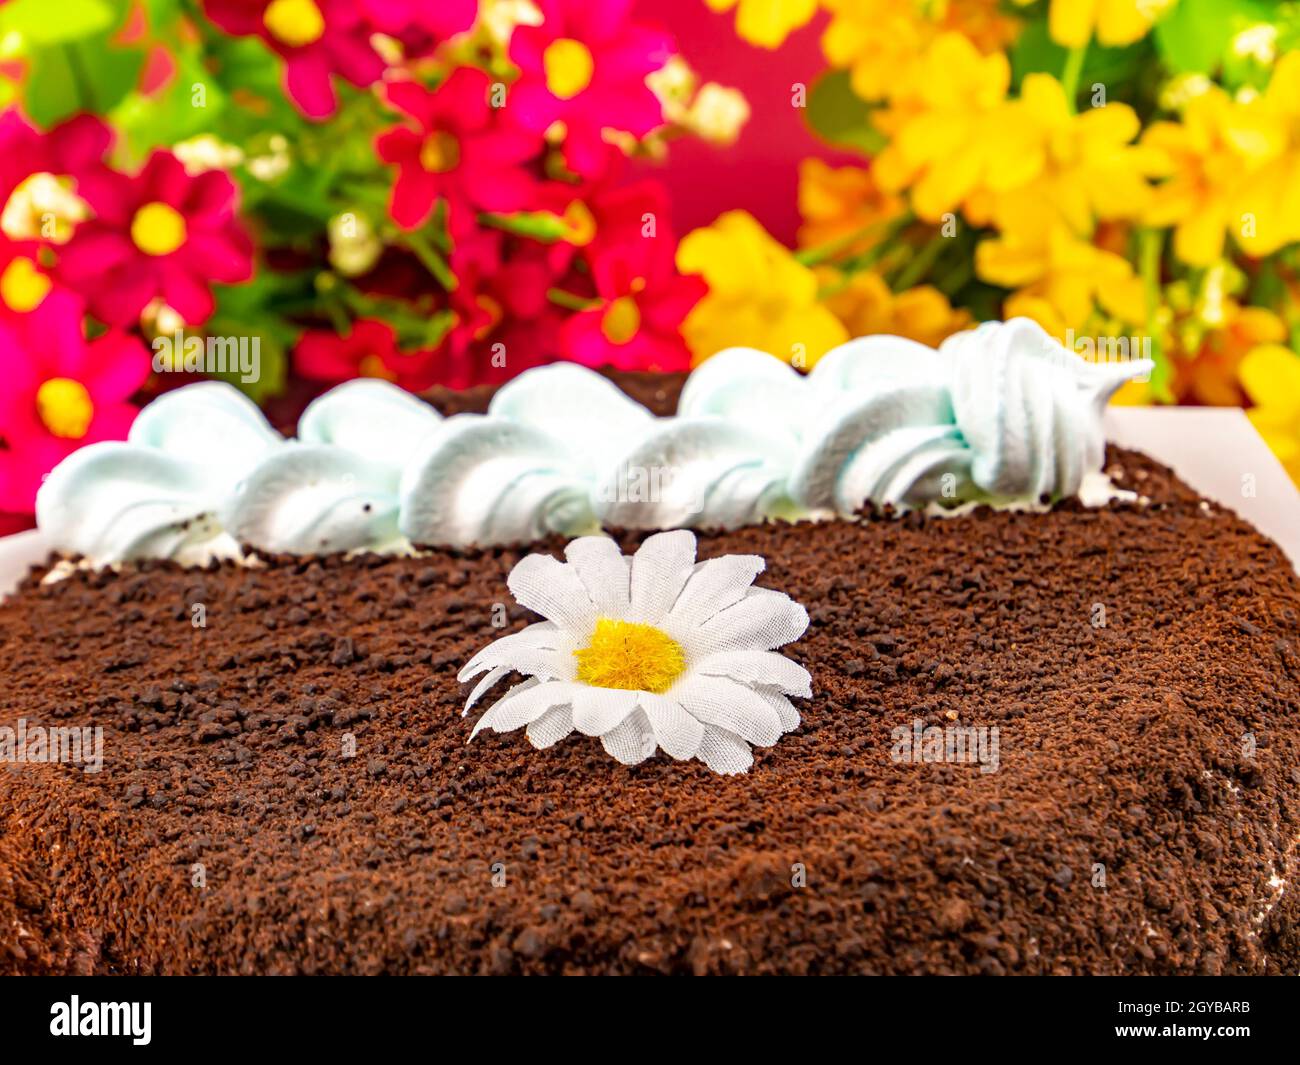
(2, 375, 1299, 974)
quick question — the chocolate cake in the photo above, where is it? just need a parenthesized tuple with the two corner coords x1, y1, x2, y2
(3, 369, 1300, 976)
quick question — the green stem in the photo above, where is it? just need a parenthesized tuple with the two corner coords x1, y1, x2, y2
(892, 230, 948, 291)
(1061, 44, 1088, 114)
(1138, 227, 1171, 402)
(547, 288, 600, 312)
(62, 44, 96, 112)
(404, 229, 456, 290)
(795, 213, 913, 266)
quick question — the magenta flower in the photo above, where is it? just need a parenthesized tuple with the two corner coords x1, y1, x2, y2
(201, 0, 386, 119)
(509, 0, 673, 176)
(376, 68, 542, 235)
(359, 0, 477, 38)
(560, 248, 703, 373)
(0, 290, 150, 514)
(58, 150, 254, 327)
(0, 110, 113, 250)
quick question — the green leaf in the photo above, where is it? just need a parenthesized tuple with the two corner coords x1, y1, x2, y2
(1153, 0, 1275, 74)
(0, 0, 114, 44)
(1010, 20, 1147, 100)
(25, 35, 145, 126)
(804, 70, 885, 155)
(111, 46, 229, 155)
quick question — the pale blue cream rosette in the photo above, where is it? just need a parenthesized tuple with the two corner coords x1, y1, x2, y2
(35, 318, 1153, 565)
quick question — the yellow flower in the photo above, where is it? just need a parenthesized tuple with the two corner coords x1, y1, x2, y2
(1231, 52, 1300, 259)
(1142, 84, 1284, 265)
(975, 74, 1158, 238)
(873, 34, 1040, 222)
(822, 0, 1018, 103)
(1174, 304, 1286, 407)
(979, 212, 1147, 335)
(677, 211, 849, 367)
(797, 159, 904, 257)
(1240, 343, 1300, 483)
(819, 268, 973, 348)
(1038, 0, 1171, 49)
(706, 0, 818, 50)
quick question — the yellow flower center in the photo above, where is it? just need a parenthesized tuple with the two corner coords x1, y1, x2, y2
(544, 38, 595, 100)
(574, 618, 686, 694)
(560, 200, 595, 246)
(36, 378, 94, 440)
(0, 256, 51, 313)
(358, 354, 397, 382)
(130, 202, 187, 256)
(263, 0, 325, 48)
(600, 295, 641, 345)
(419, 131, 461, 174)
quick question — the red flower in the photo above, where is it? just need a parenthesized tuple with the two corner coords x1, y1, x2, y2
(377, 68, 542, 235)
(560, 181, 702, 371)
(446, 230, 566, 387)
(509, 0, 672, 176)
(294, 319, 442, 391)
(0, 289, 150, 514)
(58, 150, 254, 327)
(201, 0, 385, 119)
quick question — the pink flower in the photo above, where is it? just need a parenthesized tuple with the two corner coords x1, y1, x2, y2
(0, 290, 150, 514)
(509, 0, 672, 176)
(377, 69, 542, 235)
(294, 319, 443, 391)
(201, 0, 386, 119)
(58, 150, 254, 327)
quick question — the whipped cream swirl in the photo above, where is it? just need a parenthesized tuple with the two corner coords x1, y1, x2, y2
(35, 318, 1150, 564)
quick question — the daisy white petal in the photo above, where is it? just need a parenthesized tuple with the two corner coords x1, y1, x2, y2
(464, 664, 510, 716)
(667, 554, 765, 630)
(564, 536, 631, 617)
(693, 649, 812, 697)
(691, 588, 809, 656)
(600, 708, 658, 765)
(638, 692, 706, 761)
(458, 530, 813, 775)
(457, 621, 567, 682)
(527, 705, 575, 749)
(507, 552, 597, 632)
(571, 686, 640, 736)
(697, 725, 754, 775)
(753, 685, 802, 733)
(470, 680, 571, 739)
(670, 674, 783, 747)
(459, 643, 574, 686)
(628, 529, 697, 624)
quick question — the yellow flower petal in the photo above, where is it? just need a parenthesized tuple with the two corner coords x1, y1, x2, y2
(1240, 344, 1300, 416)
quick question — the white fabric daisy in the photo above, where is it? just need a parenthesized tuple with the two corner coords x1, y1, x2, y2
(459, 530, 812, 775)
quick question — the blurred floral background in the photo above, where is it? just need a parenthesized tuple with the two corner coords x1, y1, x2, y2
(2, 0, 1300, 534)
